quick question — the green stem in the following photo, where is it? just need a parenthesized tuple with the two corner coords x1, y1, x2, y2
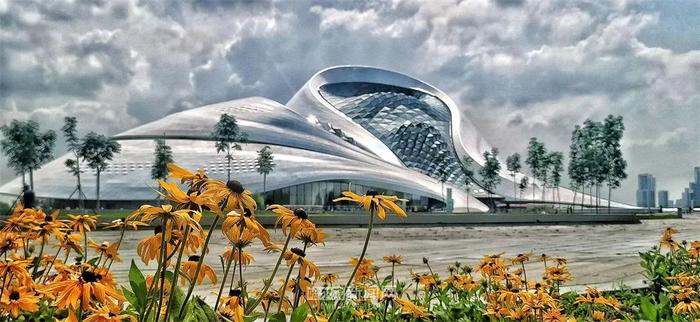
(107, 224, 127, 270)
(178, 215, 221, 319)
(215, 247, 236, 311)
(31, 236, 46, 276)
(277, 262, 296, 313)
(163, 225, 191, 322)
(141, 232, 166, 322)
(245, 232, 293, 314)
(155, 219, 170, 321)
(292, 242, 309, 309)
(238, 246, 246, 309)
(328, 205, 375, 322)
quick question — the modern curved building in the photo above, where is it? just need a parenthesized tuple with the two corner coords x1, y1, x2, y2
(0, 66, 631, 212)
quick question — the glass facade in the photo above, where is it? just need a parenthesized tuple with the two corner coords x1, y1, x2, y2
(261, 180, 443, 211)
(319, 82, 471, 189)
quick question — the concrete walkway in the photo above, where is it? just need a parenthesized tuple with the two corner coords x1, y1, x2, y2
(89, 214, 698, 301)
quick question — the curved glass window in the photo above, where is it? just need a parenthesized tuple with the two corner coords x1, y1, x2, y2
(319, 82, 470, 188)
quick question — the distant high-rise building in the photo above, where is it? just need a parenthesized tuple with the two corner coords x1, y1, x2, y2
(636, 174, 656, 208)
(668, 200, 675, 208)
(682, 188, 692, 208)
(658, 190, 669, 208)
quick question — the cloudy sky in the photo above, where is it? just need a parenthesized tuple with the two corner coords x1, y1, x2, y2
(1, 0, 698, 203)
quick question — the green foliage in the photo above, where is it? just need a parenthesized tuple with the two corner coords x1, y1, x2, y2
(0, 119, 56, 187)
(212, 113, 246, 155)
(256, 145, 275, 176)
(478, 148, 501, 194)
(79, 132, 122, 173)
(151, 138, 174, 180)
(127, 260, 147, 311)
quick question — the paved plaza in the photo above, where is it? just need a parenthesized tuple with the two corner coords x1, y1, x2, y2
(92, 214, 700, 300)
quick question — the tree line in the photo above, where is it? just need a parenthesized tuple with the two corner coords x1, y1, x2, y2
(0, 113, 276, 211)
(461, 114, 626, 213)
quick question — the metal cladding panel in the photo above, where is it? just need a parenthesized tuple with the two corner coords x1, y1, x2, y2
(0, 140, 488, 212)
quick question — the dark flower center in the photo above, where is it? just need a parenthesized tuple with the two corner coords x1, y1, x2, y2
(81, 270, 99, 283)
(229, 289, 242, 297)
(684, 298, 692, 303)
(366, 190, 378, 196)
(290, 247, 306, 257)
(294, 208, 308, 220)
(188, 255, 201, 262)
(9, 291, 19, 301)
(154, 225, 163, 234)
(226, 180, 245, 194)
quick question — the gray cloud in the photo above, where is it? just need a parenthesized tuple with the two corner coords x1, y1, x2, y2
(1, 0, 699, 203)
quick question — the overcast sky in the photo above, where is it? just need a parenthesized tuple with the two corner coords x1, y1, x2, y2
(1, 0, 699, 204)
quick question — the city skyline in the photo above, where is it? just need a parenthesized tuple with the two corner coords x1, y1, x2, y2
(1, 1, 699, 203)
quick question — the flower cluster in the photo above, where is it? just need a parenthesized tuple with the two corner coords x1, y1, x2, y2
(0, 202, 142, 321)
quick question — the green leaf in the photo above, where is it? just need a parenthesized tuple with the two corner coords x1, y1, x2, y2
(290, 303, 308, 322)
(267, 311, 287, 322)
(128, 260, 147, 310)
(122, 287, 138, 308)
(640, 296, 657, 322)
(183, 296, 217, 322)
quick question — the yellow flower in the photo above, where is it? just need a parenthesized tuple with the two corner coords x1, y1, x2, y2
(545, 266, 572, 283)
(158, 179, 222, 214)
(223, 248, 255, 266)
(128, 204, 202, 241)
(0, 286, 39, 318)
(103, 218, 147, 231)
(592, 310, 605, 321)
(0, 258, 32, 285)
(43, 268, 125, 310)
(353, 308, 374, 320)
(284, 248, 320, 281)
(333, 191, 407, 220)
(320, 273, 338, 285)
(222, 210, 271, 246)
(674, 298, 700, 315)
(167, 163, 208, 191)
(88, 240, 121, 263)
(383, 254, 404, 265)
(269, 205, 315, 238)
(394, 296, 431, 318)
(202, 179, 257, 213)
(67, 214, 98, 235)
(83, 304, 137, 322)
(181, 256, 218, 285)
(218, 289, 244, 322)
(511, 252, 533, 265)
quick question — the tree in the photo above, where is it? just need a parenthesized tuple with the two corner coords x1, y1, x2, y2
(568, 125, 586, 211)
(479, 148, 501, 213)
(0, 120, 56, 190)
(548, 151, 564, 204)
(581, 119, 607, 213)
(256, 145, 275, 193)
(79, 132, 121, 211)
(506, 153, 521, 199)
(151, 138, 174, 181)
(461, 156, 475, 213)
(602, 115, 627, 212)
(212, 114, 247, 181)
(518, 177, 529, 200)
(526, 138, 547, 200)
(62, 117, 87, 209)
